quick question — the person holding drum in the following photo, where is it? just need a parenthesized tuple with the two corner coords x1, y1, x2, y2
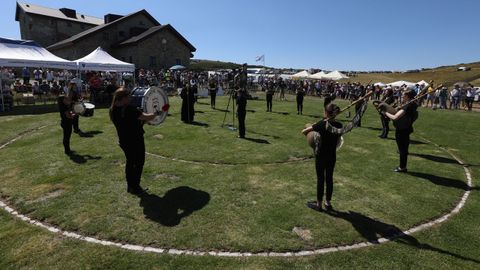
(302, 103, 343, 212)
(57, 92, 76, 155)
(110, 88, 157, 195)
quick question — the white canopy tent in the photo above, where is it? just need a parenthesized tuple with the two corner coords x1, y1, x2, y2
(374, 82, 386, 87)
(292, 70, 311, 79)
(0, 37, 77, 111)
(416, 80, 429, 86)
(75, 47, 135, 72)
(322, 70, 349, 80)
(0, 37, 76, 69)
(387, 80, 416, 87)
(308, 71, 327, 80)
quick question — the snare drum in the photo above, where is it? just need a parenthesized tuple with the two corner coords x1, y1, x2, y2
(130, 86, 169, 125)
(72, 102, 95, 117)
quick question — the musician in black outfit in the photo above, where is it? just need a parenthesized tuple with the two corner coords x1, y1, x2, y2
(180, 83, 195, 123)
(354, 85, 366, 127)
(208, 78, 217, 109)
(57, 93, 75, 154)
(296, 85, 305, 114)
(302, 103, 343, 211)
(110, 88, 156, 195)
(236, 88, 248, 138)
(265, 81, 274, 112)
(384, 90, 418, 173)
(378, 87, 394, 138)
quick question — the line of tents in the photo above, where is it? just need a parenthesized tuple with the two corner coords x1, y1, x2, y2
(0, 37, 134, 72)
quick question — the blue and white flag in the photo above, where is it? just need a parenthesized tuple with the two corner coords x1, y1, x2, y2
(255, 55, 265, 62)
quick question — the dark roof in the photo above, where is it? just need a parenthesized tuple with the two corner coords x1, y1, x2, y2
(47, 9, 160, 50)
(15, 2, 103, 25)
(117, 24, 196, 52)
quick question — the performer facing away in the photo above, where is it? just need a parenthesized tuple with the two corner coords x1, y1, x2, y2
(110, 88, 157, 195)
(208, 78, 217, 109)
(378, 87, 395, 139)
(296, 84, 305, 114)
(57, 92, 76, 155)
(384, 90, 418, 172)
(236, 88, 248, 138)
(302, 103, 343, 211)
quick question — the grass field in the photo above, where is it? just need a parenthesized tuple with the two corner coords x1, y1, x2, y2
(0, 93, 479, 269)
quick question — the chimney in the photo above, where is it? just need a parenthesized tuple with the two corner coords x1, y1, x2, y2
(59, 8, 77, 19)
(104, 14, 124, 24)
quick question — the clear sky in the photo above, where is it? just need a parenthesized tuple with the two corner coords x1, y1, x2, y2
(2, 0, 479, 70)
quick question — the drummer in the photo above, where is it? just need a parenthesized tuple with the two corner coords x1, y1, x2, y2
(57, 91, 76, 155)
(109, 88, 157, 195)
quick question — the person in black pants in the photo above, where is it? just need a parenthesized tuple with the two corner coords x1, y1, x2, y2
(110, 88, 157, 195)
(57, 93, 75, 154)
(379, 87, 394, 138)
(302, 103, 343, 211)
(236, 88, 248, 138)
(180, 84, 195, 123)
(296, 85, 305, 114)
(265, 81, 274, 112)
(208, 79, 217, 109)
(385, 90, 418, 172)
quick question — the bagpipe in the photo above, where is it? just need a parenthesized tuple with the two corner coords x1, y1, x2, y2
(304, 90, 374, 151)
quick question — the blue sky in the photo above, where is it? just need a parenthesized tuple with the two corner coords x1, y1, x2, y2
(2, 0, 479, 70)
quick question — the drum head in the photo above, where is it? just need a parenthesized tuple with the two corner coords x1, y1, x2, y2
(73, 102, 86, 114)
(84, 103, 95, 109)
(143, 87, 169, 125)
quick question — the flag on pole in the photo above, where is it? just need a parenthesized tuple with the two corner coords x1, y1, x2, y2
(255, 55, 265, 62)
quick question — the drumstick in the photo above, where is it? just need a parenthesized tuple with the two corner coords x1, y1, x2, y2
(326, 90, 374, 121)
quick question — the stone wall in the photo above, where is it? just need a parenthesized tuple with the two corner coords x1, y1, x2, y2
(17, 9, 97, 47)
(50, 13, 158, 61)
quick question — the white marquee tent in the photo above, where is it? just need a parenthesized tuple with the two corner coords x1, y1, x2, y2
(0, 37, 76, 69)
(308, 71, 327, 80)
(322, 70, 349, 80)
(292, 70, 311, 79)
(75, 47, 135, 72)
(387, 80, 416, 87)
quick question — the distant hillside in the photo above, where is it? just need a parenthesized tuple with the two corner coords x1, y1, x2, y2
(343, 62, 480, 87)
(189, 59, 241, 70)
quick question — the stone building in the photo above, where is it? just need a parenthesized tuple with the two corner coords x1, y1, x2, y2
(15, 2, 196, 70)
(15, 2, 103, 47)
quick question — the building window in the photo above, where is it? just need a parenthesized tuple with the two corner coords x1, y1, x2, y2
(29, 24, 33, 30)
(129, 56, 133, 63)
(176, 59, 181, 65)
(49, 19, 54, 26)
(67, 22, 72, 27)
(103, 32, 109, 41)
(119, 31, 125, 37)
(149, 56, 157, 67)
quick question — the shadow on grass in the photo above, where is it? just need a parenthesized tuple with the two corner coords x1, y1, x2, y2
(78, 130, 103, 138)
(326, 210, 480, 264)
(190, 121, 209, 127)
(407, 172, 470, 191)
(139, 186, 210, 227)
(243, 137, 270, 144)
(271, 111, 290, 115)
(411, 153, 458, 164)
(362, 126, 383, 131)
(67, 151, 102, 164)
(248, 130, 281, 139)
(213, 108, 230, 112)
(385, 138, 427, 145)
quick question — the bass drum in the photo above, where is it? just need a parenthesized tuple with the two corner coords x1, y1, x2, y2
(130, 86, 169, 125)
(305, 123, 343, 151)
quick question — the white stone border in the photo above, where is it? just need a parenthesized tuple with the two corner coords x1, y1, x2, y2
(146, 152, 312, 166)
(0, 128, 473, 257)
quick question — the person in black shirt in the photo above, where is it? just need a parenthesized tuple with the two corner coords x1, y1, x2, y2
(180, 83, 195, 123)
(296, 85, 305, 114)
(265, 81, 274, 112)
(379, 87, 395, 138)
(236, 88, 248, 138)
(208, 78, 217, 109)
(384, 90, 418, 172)
(302, 103, 343, 211)
(110, 88, 157, 195)
(57, 93, 75, 154)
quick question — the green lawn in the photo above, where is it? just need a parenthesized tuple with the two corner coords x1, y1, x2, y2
(0, 94, 478, 269)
